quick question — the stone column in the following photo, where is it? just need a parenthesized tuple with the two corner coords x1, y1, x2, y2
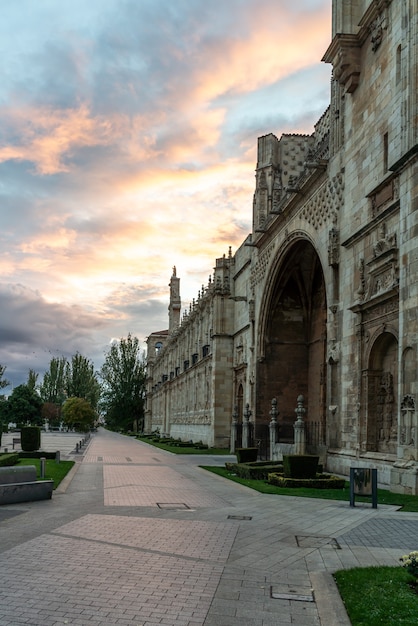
(242, 403, 251, 448)
(230, 405, 238, 453)
(294, 395, 306, 455)
(269, 398, 279, 460)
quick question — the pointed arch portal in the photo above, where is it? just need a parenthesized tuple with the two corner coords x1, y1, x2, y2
(257, 241, 327, 449)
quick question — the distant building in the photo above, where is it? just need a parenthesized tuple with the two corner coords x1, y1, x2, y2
(146, 0, 418, 494)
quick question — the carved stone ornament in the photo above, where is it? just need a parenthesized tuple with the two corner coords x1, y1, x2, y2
(322, 34, 361, 93)
(359, 0, 391, 53)
(328, 228, 340, 267)
(364, 226, 399, 300)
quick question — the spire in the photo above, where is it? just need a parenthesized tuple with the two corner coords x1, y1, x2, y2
(168, 267, 181, 334)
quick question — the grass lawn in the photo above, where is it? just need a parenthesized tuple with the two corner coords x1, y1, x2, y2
(334, 566, 418, 626)
(17, 458, 75, 489)
(200, 466, 418, 512)
(136, 436, 231, 455)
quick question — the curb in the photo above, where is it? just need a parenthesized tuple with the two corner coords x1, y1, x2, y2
(54, 461, 81, 494)
(310, 571, 351, 626)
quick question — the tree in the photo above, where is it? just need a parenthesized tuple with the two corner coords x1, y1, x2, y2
(27, 369, 39, 391)
(40, 357, 67, 405)
(65, 353, 101, 409)
(100, 333, 146, 431)
(5, 384, 43, 427)
(0, 364, 10, 391)
(62, 397, 96, 432)
(41, 401, 62, 427)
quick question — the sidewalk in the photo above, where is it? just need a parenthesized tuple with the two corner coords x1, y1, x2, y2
(0, 428, 416, 625)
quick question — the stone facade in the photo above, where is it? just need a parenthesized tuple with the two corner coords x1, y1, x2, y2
(146, 0, 418, 493)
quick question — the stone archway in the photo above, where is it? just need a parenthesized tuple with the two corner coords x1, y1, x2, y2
(365, 332, 398, 455)
(256, 240, 327, 451)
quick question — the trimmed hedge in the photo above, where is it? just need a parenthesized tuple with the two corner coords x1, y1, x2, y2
(283, 454, 319, 479)
(0, 453, 19, 467)
(268, 472, 345, 489)
(235, 447, 258, 463)
(21, 426, 41, 452)
(225, 461, 284, 480)
(18, 451, 58, 460)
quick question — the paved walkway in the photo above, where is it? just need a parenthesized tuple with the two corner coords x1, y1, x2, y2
(0, 429, 416, 625)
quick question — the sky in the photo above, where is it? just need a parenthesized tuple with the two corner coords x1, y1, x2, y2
(0, 0, 332, 392)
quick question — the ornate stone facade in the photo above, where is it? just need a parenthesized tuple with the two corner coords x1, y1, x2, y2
(146, 0, 418, 493)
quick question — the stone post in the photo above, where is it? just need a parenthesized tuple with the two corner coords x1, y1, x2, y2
(242, 403, 252, 448)
(294, 395, 306, 455)
(230, 405, 238, 453)
(269, 398, 279, 460)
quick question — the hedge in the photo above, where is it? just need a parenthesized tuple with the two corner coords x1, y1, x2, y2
(235, 447, 258, 463)
(268, 472, 345, 489)
(0, 453, 19, 467)
(21, 426, 41, 452)
(225, 461, 284, 480)
(283, 454, 319, 479)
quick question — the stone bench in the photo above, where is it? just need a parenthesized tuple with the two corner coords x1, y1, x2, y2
(0, 465, 54, 505)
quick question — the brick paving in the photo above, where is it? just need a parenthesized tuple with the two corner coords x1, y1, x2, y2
(0, 428, 417, 625)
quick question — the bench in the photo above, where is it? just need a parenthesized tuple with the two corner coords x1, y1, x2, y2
(0, 465, 54, 505)
(12, 438, 21, 449)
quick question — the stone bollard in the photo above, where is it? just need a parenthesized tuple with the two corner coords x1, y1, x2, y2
(55, 451, 60, 464)
(40, 457, 46, 479)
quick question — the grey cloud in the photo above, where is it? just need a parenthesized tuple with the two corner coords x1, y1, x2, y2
(0, 283, 108, 389)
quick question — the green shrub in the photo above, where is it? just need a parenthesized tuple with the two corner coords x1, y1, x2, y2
(282, 454, 319, 478)
(236, 447, 258, 463)
(235, 462, 284, 480)
(268, 472, 345, 489)
(0, 453, 19, 466)
(21, 426, 41, 452)
(18, 451, 57, 460)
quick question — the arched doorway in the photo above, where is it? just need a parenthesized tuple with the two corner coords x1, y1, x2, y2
(365, 332, 398, 454)
(257, 240, 327, 451)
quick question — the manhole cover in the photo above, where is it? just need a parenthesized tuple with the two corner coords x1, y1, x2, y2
(157, 503, 190, 510)
(296, 535, 340, 549)
(271, 586, 315, 602)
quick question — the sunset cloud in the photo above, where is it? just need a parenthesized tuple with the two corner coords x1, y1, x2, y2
(0, 0, 331, 389)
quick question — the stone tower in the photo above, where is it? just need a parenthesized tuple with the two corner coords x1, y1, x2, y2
(168, 266, 181, 334)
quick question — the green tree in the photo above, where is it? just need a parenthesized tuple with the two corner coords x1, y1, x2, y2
(27, 369, 39, 391)
(62, 397, 96, 432)
(65, 353, 101, 409)
(5, 384, 43, 427)
(0, 364, 10, 391)
(40, 357, 67, 404)
(100, 333, 146, 432)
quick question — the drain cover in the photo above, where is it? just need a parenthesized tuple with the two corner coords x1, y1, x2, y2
(227, 515, 252, 520)
(271, 586, 315, 602)
(157, 503, 190, 509)
(296, 535, 340, 549)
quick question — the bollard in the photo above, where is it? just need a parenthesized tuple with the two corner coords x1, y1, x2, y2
(40, 457, 46, 479)
(76, 443, 79, 453)
(55, 450, 60, 464)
